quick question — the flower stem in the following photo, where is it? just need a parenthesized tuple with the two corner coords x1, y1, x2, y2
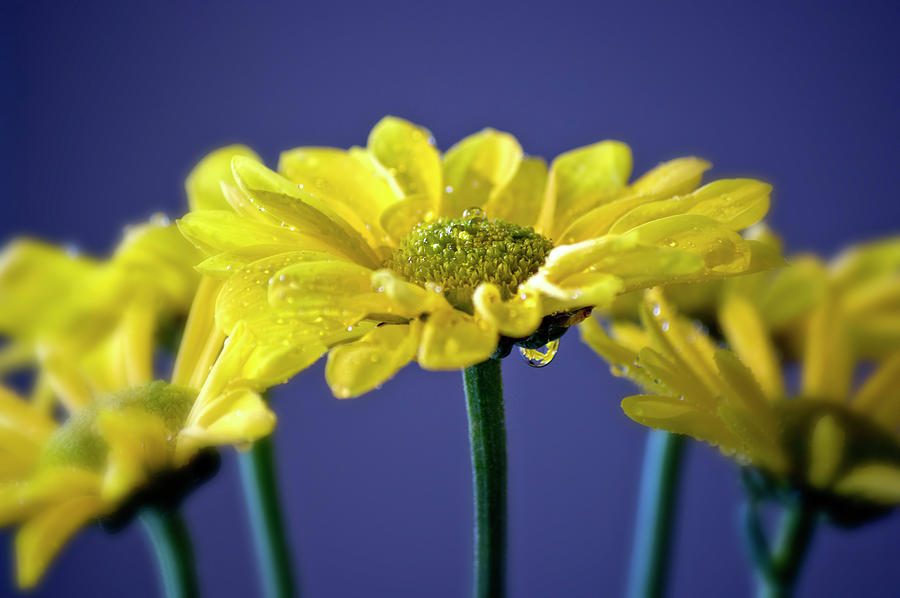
(239, 435, 298, 598)
(755, 502, 817, 598)
(627, 430, 685, 598)
(140, 508, 200, 598)
(462, 358, 508, 598)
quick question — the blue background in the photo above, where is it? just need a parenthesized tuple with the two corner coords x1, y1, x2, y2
(2, 1, 900, 596)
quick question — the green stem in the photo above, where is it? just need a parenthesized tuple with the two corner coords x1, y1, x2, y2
(462, 358, 508, 598)
(140, 508, 199, 598)
(627, 430, 685, 598)
(756, 503, 817, 598)
(239, 435, 298, 598)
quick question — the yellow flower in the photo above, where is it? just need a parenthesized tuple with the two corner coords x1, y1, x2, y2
(178, 116, 779, 398)
(0, 217, 201, 411)
(0, 276, 284, 588)
(581, 239, 900, 522)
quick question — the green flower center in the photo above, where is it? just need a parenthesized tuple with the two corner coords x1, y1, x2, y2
(387, 209, 553, 309)
(41, 381, 196, 471)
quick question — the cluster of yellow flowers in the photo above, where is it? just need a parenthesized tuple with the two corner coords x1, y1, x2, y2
(0, 116, 896, 591)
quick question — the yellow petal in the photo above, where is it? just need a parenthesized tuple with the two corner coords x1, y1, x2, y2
(371, 268, 450, 316)
(557, 192, 662, 244)
(195, 244, 305, 278)
(807, 414, 844, 489)
(851, 352, 900, 429)
(441, 128, 523, 217)
(482, 157, 549, 228)
(268, 259, 398, 322)
(96, 409, 169, 502)
(0, 239, 97, 339)
(629, 157, 711, 196)
(178, 211, 302, 255)
(621, 394, 740, 453)
(624, 214, 751, 274)
(215, 251, 351, 338)
(578, 317, 667, 394)
(278, 147, 400, 247)
(718, 295, 785, 400)
(833, 463, 900, 504)
(418, 309, 498, 370)
(326, 321, 422, 398)
(539, 140, 632, 237)
(367, 116, 442, 203)
(232, 156, 382, 268)
(185, 145, 260, 211)
(472, 283, 542, 338)
(176, 387, 275, 464)
(609, 179, 770, 234)
(802, 296, 852, 402)
(16, 495, 105, 589)
(379, 194, 436, 245)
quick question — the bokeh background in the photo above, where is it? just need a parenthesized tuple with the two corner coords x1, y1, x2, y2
(2, 1, 900, 596)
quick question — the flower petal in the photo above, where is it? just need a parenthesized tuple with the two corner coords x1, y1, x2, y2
(718, 295, 785, 401)
(232, 156, 382, 268)
(833, 463, 900, 504)
(367, 116, 442, 203)
(473, 283, 542, 338)
(482, 157, 548, 228)
(16, 495, 105, 589)
(441, 128, 522, 217)
(177, 387, 275, 464)
(96, 409, 169, 502)
(802, 295, 852, 402)
(629, 157, 711, 196)
(278, 147, 400, 247)
(326, 321, 422, 398)
(418, 310, 497, 370)
(624, 214, 751, 274)
(609, 179, 770, 234)
(621, 394, 740, 453)
(539, 140, 632, 237)
(185, 145, 261, 211)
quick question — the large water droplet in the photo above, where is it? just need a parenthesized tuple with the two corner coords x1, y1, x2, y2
(462, 207, 486, 220)
(519, 339, 560, 368)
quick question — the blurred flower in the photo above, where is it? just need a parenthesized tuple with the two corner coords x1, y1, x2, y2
(0, 217, 201, 411)
(0, 275, 281, 588)
(581, 238, 900, 522)
(177, 116, 779, 397)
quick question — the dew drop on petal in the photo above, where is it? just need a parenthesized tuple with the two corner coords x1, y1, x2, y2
(462, 207, 486, 220)
(518, 339, 560, 368)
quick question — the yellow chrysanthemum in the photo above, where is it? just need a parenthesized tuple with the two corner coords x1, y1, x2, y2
(178, 116, 780, 398)
(0, 217, 201, 411)
(581, 238, 900, 521)
(0, 277, 287, 588)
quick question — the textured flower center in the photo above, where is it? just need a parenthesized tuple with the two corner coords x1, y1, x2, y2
(41, 382, 196, 470)
(387, 209, 553, 309)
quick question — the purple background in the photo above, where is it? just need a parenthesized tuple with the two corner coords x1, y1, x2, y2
(2, 1, 900, 596)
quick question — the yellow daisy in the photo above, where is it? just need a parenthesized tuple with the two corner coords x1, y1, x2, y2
(177, 117, 780, 398)
(581, 238, 900, 520)
(0, 217, 201, 411)
(0, 275, 288, 589)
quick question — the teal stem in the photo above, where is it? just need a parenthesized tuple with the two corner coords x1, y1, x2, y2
(627, 430, 685, 598)
(140, 508, 199, 598)
(755, 502, 817, 598)
(239, 435, 298, 598)
(462, 358, 508, 598)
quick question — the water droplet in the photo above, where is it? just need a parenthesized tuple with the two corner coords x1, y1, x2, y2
(661, 320, 670, 332)
(462, 207, 486, 220)
(519, 339, 560, 368)
(651, 303, 662, 317)
(445, 186, 454, 193)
